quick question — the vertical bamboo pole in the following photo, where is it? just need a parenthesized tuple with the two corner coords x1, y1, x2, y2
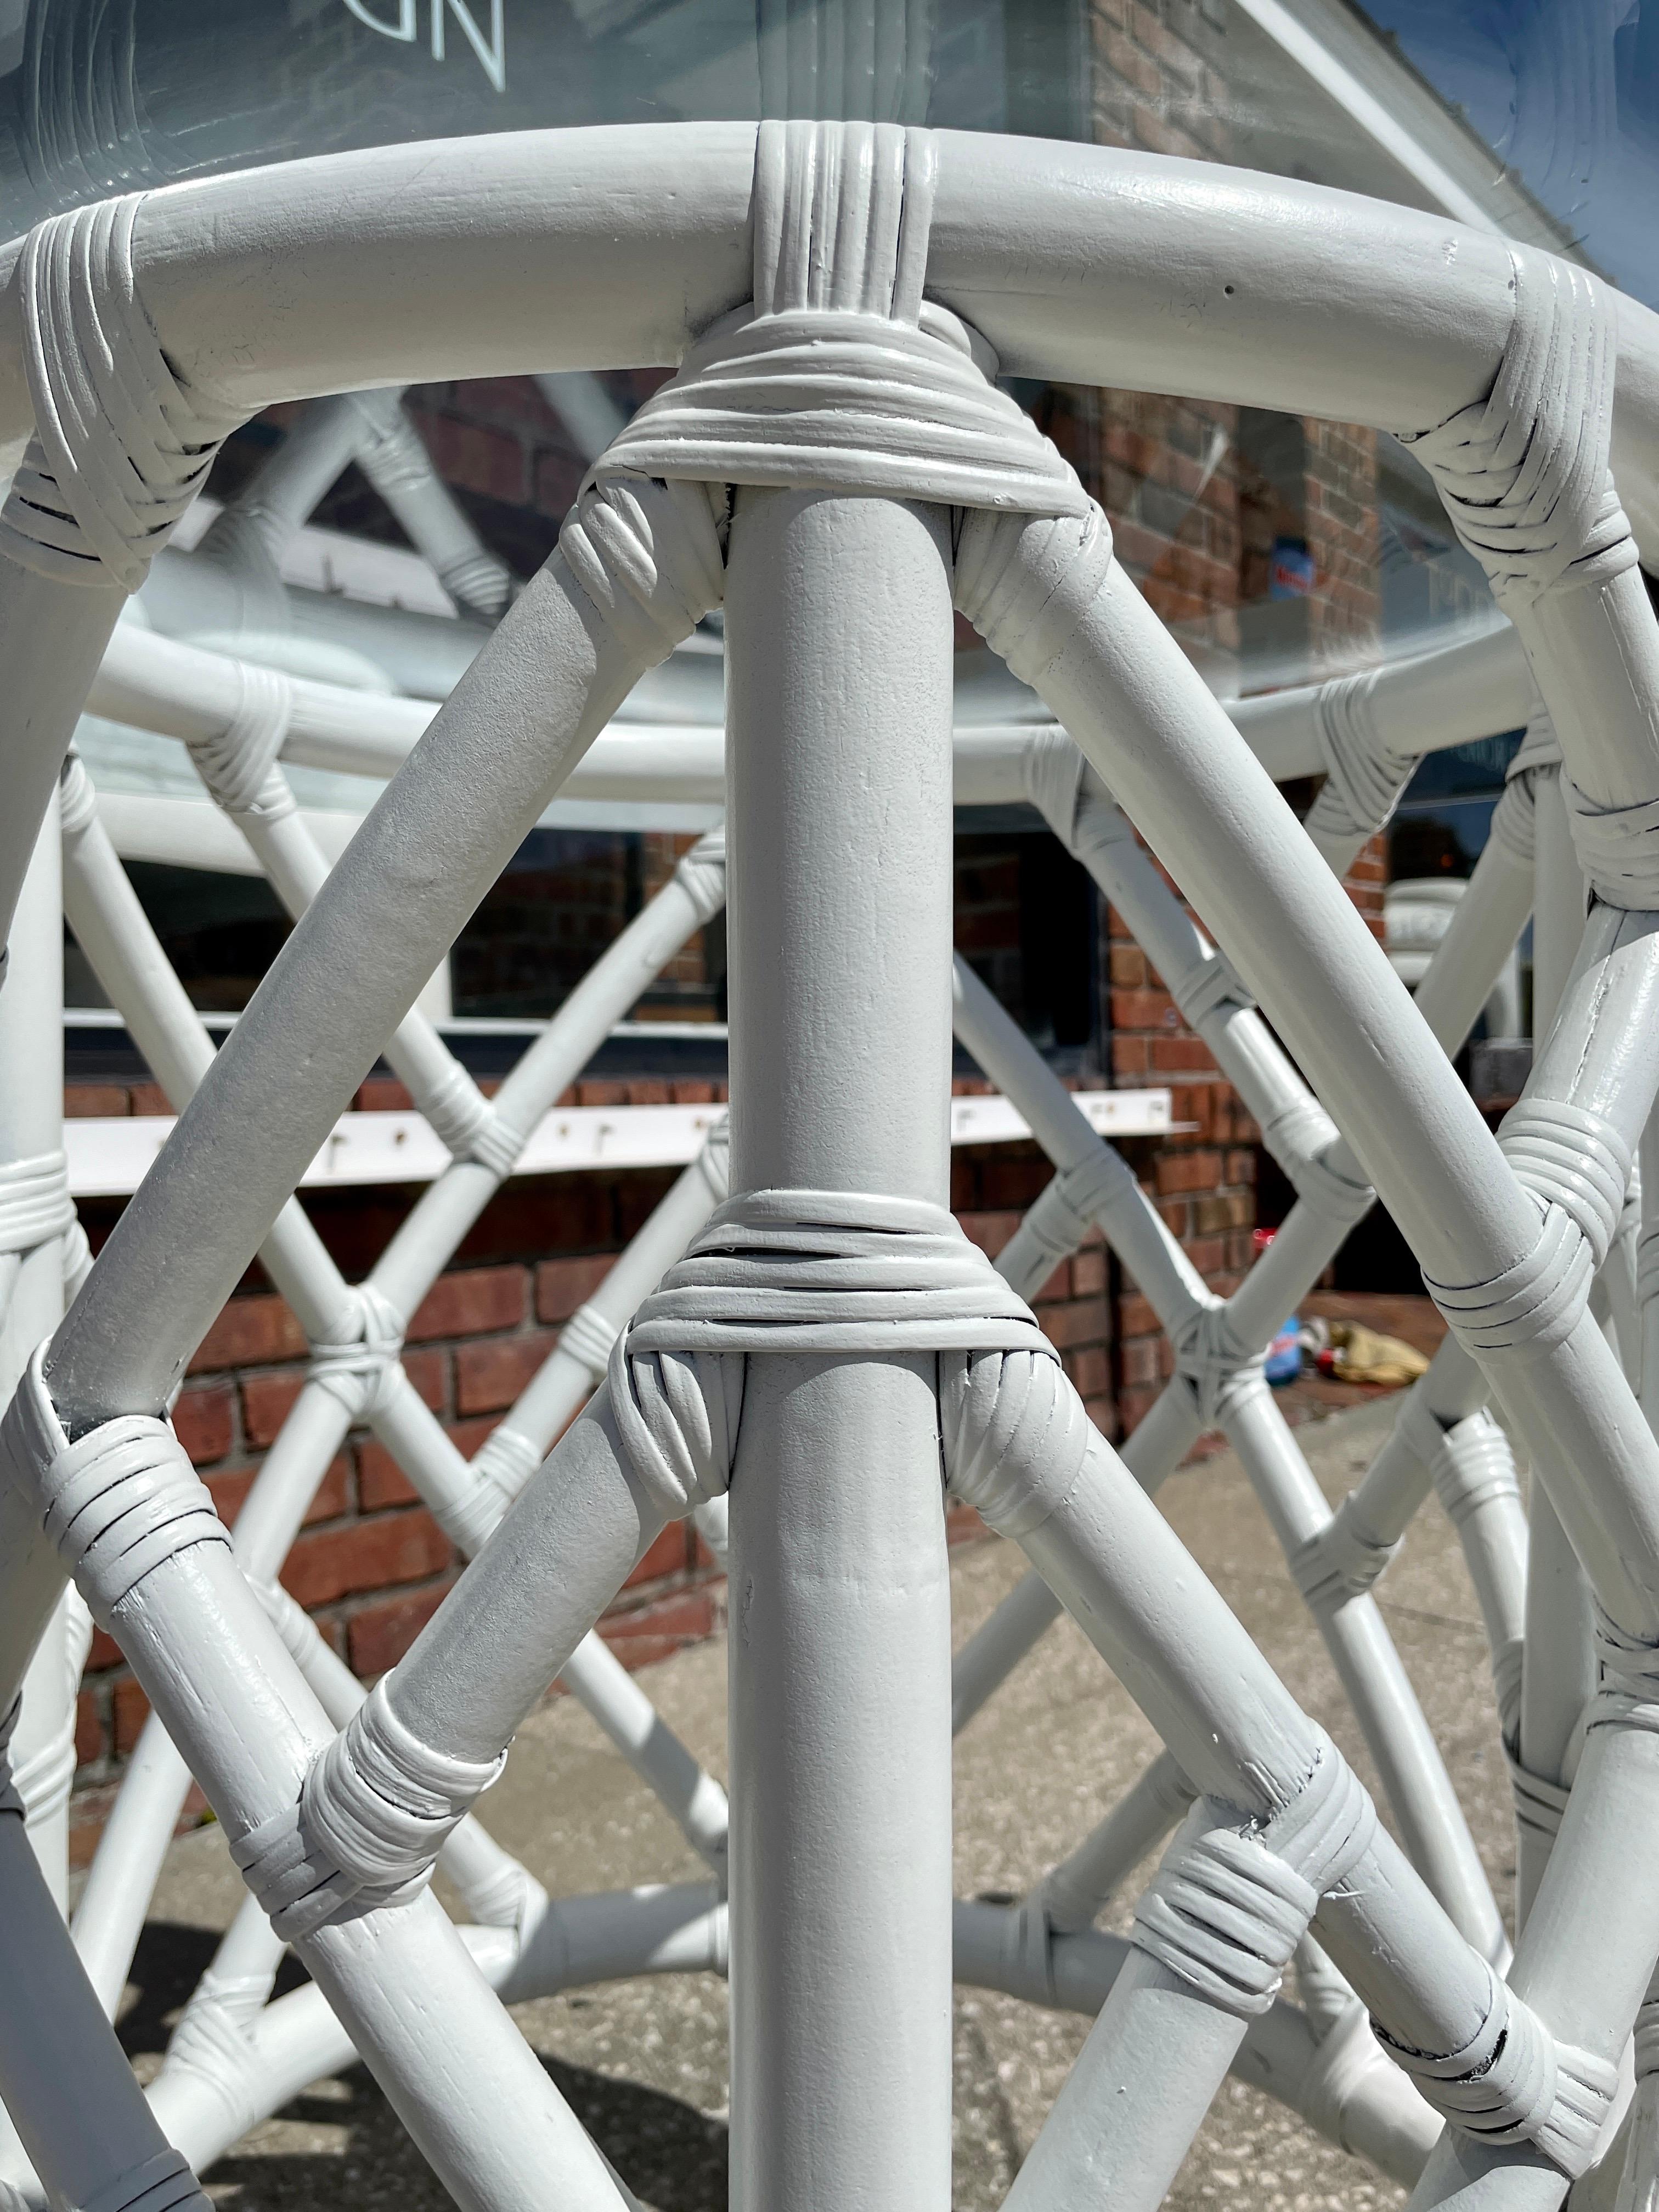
(0, 800, 72, 1905)
(724, 485, 956, 2212)
(1516, 767, 1594, 1923)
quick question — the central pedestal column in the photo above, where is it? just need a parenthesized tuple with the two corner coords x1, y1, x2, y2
(724, 486, 957, 2212)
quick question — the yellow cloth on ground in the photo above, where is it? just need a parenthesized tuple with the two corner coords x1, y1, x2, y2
(1325, 1321, 1430, 1387)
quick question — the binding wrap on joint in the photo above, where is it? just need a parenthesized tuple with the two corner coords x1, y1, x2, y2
(0, 1693, 21, 1820)
(1403, 251, 1636, 619)
(1290, 1140, 1375, 1231)
(0, 196, 241, 591)
(1620, 1999, 1659, 2212)
(1010, 1147, 1192, 1323)
(1023, 747, 1259, 1031)
(1130, 1733, 1375, 2018)
(0, 1148, 78, 1257)
(0, 1344, 230, 1628)
(185, 660, 296, 823)
(348, 388, 514, 621)
(1374, 1955, 1617, 2177)
(414, 1058, 523, 1182)
(1255, 1097, 1374, 1228)
(1290, 1499, 1402, 1616)
(1591, 1602, 1659, 1740)
(1171, 1302, 1267, 1429)
(469, 1422, 545, 1502)
(75, 2149, 210, 2212)
(2, 1590, 92, 1835)
(1504, 1738, 1572, 1855)
(597, 121, 1085, 523)
(162, 1965, 273, 2147)
(558, 1300, 622, 1383)
(230, 1675, 506, 1944)
(1396, 1392, 1525, 1728)
(1425, 1098, 1632, 1356)
(1402, 253, 1659, 907)
(605, 1188, 1082, 1528)
(1488, 698, 1564, 876)
(1021, 727, 1088, 852)
(1398, 1395, 1522, 1533)
(672, 823, 728, 925)
(1305, 667, 1417, 851)
(307, 1284, 405, 1425)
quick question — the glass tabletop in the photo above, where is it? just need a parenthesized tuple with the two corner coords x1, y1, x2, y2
(16, 2, 1649, 724)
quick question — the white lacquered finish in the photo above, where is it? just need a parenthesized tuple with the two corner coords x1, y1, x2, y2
(724, 486, 958, 2212)
(9, 106, 1659, 2212)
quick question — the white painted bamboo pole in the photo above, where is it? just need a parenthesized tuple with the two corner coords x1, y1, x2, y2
(348, 390, 515, 620)
(0, 804, 76, 1909)
(1408, 774, 1539, 1055)
(1227, 1380, 1503, 1957)
(949, 785, 1531, 1736)
(0, 551, 125, 967)
(957, 507, 1659, 2205)
(366, 836, 725, 1326)
(951, 959, 1207, 1332)
(231, 800, 492, 1139)
(52, 764, 560, 1994)
(1005, 1798, 1317, 2212)
(1517, 765, 1595, 1926)
(952, 838, 1524, 1945)
(10, 129, 1659, 552)
(149, 1881, 727, 2179)
(365, 1401, 732, 1875)
(340, 1389, 672, 1779)
(1641, 1111, 1659, 1436)
(721, 485, 957, 2212)
(953, 1399, 1517, 2182)
(948, 1379, 1199, 1738)
(151, 1562, 719, 2163)
(148, 1877, 1434, 2191)
(87, 584, 1537, 835)
(1023, 1747, 1197, 1935)
(70, 1713, 201, 2022)
(59, 760, 730, 2007)
(8, 1404, 636, 2212)
(199, 394, 365, 573)
(28, 126, 1659, 2205)
(0, 132, 1542, 467)
(951, 1562, 1073, 1739)
(57, 759, 355, 1345)
(1228, 621, 1532, 783)
(474, 1123, 730, 1493)
(1320, 1336, 1529, 1738)
(951, 947, 1499, 1948)
(1600, 1182, 1643, 1394)
(198, 381, 515, 623)
(37, 476, 721, 1437)
(58, 763, 378, 2010)
(963, 511, 1659, 1631)
(951, 1900, 1441, 2187)
(0, 1798, 212, 2212)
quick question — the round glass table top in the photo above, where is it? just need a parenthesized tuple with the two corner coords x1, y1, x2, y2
(19, 0, 1654, 828)
(0, 2, 1652, 309)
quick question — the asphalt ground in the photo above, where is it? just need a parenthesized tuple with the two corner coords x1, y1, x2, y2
(114, 1390, 1510, 2210)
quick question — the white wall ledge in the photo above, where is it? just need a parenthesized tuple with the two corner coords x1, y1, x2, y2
(64, 1090, 1173, 1200)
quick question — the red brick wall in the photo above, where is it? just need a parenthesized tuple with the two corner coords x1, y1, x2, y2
(63, 1077, 1114, 1848)
(1304, 421, 1383, 671)
(1104, 890, 1256, 1435)
(1101, 825, 1387, 1435)
(1090, 0, 1233, 167)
